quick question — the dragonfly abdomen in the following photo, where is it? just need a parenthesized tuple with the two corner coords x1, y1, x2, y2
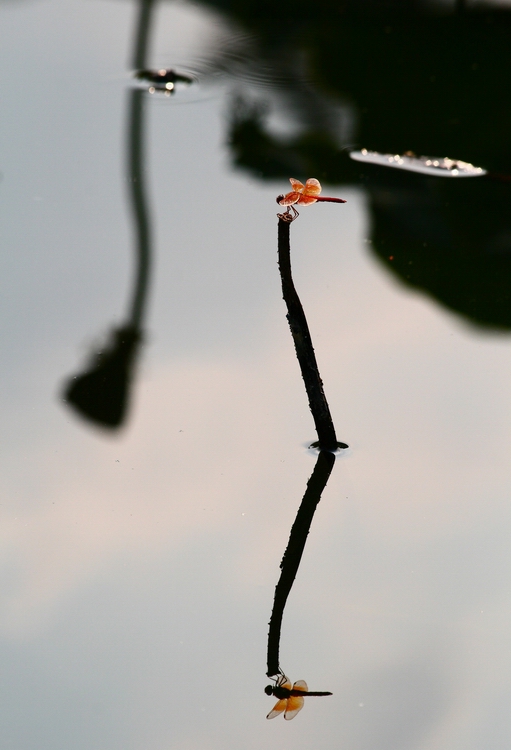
(314, 197, 347, 204)
(289, 689, 333, 696)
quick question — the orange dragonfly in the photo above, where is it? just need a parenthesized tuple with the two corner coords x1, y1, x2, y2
(277, 178, 347, 208)
(265, 674, 332, 720)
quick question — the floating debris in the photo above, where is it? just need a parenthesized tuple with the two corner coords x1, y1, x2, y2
(350, 148, 487, 178)
(134, 68, 195, 95)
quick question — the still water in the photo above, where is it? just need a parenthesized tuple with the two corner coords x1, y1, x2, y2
(2, 1, 511, 748)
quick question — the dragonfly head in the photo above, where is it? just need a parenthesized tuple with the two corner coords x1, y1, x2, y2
(264, 685, 274, 695)
(276, 195, 284, 204)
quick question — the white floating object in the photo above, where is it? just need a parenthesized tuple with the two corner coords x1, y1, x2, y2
(350, 148, 487, 177)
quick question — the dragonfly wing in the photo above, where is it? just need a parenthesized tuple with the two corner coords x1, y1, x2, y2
(267, 699, 288, 720)
(304, 178, 322, 196)
(284, 695, 304, 720)
(295, 195, 318, 205)
(279, 191, 300, 206)
(289, 178, 305, 192)
(292, 680, 308, 692)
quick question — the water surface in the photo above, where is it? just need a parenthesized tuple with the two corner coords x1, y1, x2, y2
(1, 1, 511, 749)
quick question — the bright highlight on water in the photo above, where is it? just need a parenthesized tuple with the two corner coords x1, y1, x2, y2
(350, 148, 487, 177)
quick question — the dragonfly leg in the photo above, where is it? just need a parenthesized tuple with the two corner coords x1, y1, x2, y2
(277, 205, 299, 222)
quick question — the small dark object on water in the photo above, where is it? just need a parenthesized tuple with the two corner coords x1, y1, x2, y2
(309, 440, 349, 451)
(135, 68, 194, 84)
(135, 68, 194, 92)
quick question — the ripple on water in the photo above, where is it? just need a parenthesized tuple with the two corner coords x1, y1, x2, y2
(307, 441, 350, 456)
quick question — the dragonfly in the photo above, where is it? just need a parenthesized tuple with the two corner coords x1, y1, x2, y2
(277, 178, 347, 211)
(265, 674, 332, 720)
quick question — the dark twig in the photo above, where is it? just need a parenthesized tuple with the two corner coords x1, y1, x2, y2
(277, 214, 339, 452)
(265, 206, 345, 679)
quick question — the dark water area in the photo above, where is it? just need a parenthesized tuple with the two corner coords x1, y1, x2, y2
(210, 0, 511, 328)
(1, 1, 511, 748)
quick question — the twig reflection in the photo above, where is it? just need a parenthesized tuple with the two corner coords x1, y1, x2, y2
(62, 0, 155, 429)
(267, 449, 336, 678)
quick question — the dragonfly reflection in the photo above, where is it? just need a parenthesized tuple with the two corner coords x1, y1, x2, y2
(265, 674, 332, 720)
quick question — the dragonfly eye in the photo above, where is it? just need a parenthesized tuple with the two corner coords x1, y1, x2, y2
(276, 195, 284, 204)
(264, 685, 273, 695)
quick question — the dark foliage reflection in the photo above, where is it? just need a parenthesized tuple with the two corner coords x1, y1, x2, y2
(198, 0, 511, 329)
